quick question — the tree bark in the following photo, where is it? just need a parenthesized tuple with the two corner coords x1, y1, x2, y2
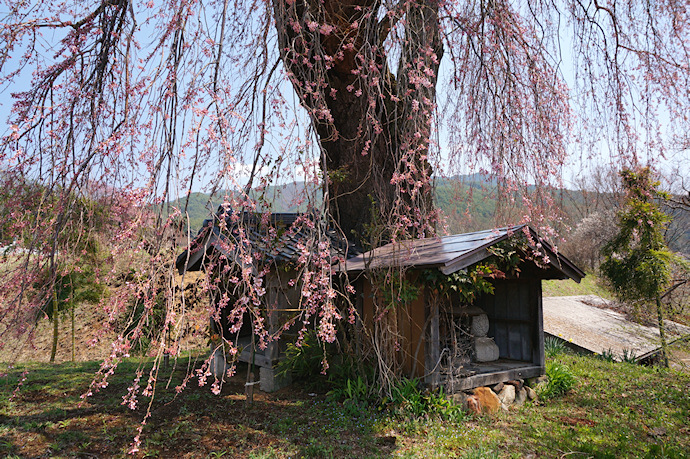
(273, 0, 443, 244)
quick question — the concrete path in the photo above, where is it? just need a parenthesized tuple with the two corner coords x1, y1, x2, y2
(543, 295, 690, 359)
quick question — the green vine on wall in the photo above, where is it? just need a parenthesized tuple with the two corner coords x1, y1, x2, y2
(423, 238, 525, 304)
(371, 237, 526, 310)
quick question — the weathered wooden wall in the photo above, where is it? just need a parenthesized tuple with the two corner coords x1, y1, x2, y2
(478, 278, 542, 365)
(359, 272, 427, 379)
(357, 268, 547, 384)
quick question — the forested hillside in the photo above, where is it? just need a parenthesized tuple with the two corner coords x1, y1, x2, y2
(170, 176, 689, 256)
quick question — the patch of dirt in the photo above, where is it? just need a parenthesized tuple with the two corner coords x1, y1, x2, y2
(0, 304, 115, 364)
(0, 272, 210, 365)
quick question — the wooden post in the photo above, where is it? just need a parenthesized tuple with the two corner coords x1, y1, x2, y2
(535, 280, 545, 369)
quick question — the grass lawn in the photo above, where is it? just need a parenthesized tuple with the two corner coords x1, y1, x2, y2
(0, 351, 688, 458)
(542, 273, 613, 299)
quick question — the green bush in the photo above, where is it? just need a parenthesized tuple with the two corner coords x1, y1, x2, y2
(275, 332, 327, 387)
(276, 330, 373, 394)
(388, 378, 427, 418)
(423, 389, 469, 423)
(277, 334, 468, 422)
(327, 375, 374, 416)
(539, 361, 576, 400)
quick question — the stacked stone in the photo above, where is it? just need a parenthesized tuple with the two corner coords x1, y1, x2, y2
(447, 377, 544, 414)
(471, 313, 500, 362)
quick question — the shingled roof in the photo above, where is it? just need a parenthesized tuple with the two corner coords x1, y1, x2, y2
(339, 224, 584, 282)
(176, 208, 358, 274)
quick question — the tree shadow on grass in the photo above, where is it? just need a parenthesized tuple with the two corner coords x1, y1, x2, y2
(0, 361, 398, 458)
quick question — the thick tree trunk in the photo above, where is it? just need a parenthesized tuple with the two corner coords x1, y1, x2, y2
(316, 72, 399, 243)
(273, 0, 443, 244)
(272, 0, 444, 388)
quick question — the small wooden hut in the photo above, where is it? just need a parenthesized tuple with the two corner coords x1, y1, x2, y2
(176, 208, 354, 391)
(341, 225, 584, 392)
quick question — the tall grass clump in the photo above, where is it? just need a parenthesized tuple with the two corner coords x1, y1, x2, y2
(544, 336, 568, 358)
(539, 361, 576, 400)
(384, 378, 469, 422)
(598, 348, 617, 362)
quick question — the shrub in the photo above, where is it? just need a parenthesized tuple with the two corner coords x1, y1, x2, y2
(276, 330, 373, 393)
(387, 378, 426, 418)
(326, 375, 374, 416)
(275, 332, 327, 386)
(423, 389, 469, 423)
(278, 334, 467, 421)
(539, 361, 576, 399)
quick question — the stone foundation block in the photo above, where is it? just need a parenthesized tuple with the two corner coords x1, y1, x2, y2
(514, 387, 528, 407)
(474, 337, 500, 362)
(497, 384, 516, 405)
(472, 387, 500, 414)
(471, 313, 490, 336)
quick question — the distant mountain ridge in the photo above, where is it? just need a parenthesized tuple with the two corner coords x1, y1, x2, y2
(167, 175, 689, 255)
(167, 181, 322, 231)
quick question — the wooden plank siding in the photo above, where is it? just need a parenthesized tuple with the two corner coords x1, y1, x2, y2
(359, 272, 429, 380)
(342, 225, 585, 392)
(360, 274, 545, 386)
(219, 269, 304, 369)
(427, 294, 440, 387)
(478, 279, 541, 365)
(407, 282, 426, 379)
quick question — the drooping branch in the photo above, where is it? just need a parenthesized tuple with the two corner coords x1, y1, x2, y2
(0, 0, 689, 407)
